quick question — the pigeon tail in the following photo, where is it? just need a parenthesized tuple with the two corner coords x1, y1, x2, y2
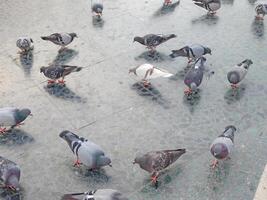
(41, 36, 50, 40)
(221, 125, 236, 142)
(163, 34, 177, 42)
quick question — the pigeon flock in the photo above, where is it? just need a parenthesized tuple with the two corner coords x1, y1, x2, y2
(0, 0, 265, 199)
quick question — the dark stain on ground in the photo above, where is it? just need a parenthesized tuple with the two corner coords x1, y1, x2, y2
(0, 129, 34, 146)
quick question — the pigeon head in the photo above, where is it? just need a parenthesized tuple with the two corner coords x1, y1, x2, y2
(133, 154, 145, 165)
(205, 47, 212, 55)
(40, 67, 46, 73)
(96, 7, 103, 14)
(16, 108, 32, 123)
(97, 156, 112, 167)
(133, 37, 144, 44)
(69, 33, 78, 38)
(59, 130, 80, 147)
(228, 71, 240, 84)
(210, 143, 228, 159)
(241, 59, 253, 69)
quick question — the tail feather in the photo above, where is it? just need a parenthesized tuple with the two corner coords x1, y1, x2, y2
(164, 34, 177, 41)
(194, 2, 205, 8)
(169, 49, 186, 58)
(41, 36, 49, 40)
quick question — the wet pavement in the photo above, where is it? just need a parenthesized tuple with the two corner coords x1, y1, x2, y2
(0, 0, 267, 199)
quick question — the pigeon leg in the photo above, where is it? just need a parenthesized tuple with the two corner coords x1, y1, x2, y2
(48, 80, 56, 84)
(210, 159, 219, 169)
(73, 159, 82, 167)
(59, 46, 66, 52)
(151, 172, 159, 184)
(231, 84, 238, 89)
(142, 80, 151, 87)
(187, 58, 193, 64)
(255, 15, 264, 20)
(0, 127, 7, 134)
(184, 88, 193, 95)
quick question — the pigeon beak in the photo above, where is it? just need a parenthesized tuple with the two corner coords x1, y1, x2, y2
(29, 113, 33, 116)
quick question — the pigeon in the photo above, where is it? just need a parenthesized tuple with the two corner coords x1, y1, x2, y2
(227, 59, 253, 89)
(59, 130, 112, 169)
(210, 125, 237, 168)
(170, 44, 211, 63)
(193, 0, 221, 14)
(92, 0, 103, 18)
(0, 107, 32, 134)
(40, 64, 82, 84)
(0, 156, 21, 191)
(41, 33, 77, 51)
(184, 57, 206, 95)
(61, 189, 128, 200)
(133, 34, 177, 52)
(16, 37, 34, 53)
(133, 148, 186, 184)
(129, 63, 173, 87)
(255, 4, 267, 20)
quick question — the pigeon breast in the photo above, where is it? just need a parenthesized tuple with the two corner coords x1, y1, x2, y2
(0, 107, 17, 126)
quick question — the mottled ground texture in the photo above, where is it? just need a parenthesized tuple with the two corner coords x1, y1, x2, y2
(0, 0, 266, 200)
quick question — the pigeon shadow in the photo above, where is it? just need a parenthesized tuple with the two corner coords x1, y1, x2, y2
(135, 51, 172, 63)
(251, 18, 264, 38)
(52, 48, 79, 65)
(247, 0, 257, 5)
(224, 84, 246, 104)
(0, 188, 23, 200)
(183, 89, 202, 113)
(19, 51, 33, 77)
(191, 14, 219, 26)
(153, 1, 180, 17)
(75, 168, 110, 184)
(44, 84, 86, 103)
(221, 0, 234, 5)
(131, 82, 170, 109)
(92, 17, 105, 28)
(0, 129, 34, 146)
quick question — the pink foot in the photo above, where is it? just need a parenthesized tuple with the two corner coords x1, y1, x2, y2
(184, 88, 193, 95)
(73, 159, 82, 167)
(210, 159, 219, 169)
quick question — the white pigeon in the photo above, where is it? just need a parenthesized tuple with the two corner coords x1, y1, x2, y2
(129, 63, 173, 86)
(59, 130, 112, 169)
(16, 37, 34, 53)
(0, 107, 32, 134)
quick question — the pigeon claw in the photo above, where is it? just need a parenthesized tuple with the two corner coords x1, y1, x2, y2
(231, 84, 238, 89)
(151, 175, 158, 184)
(210, 159, 219, 169)
(73, 159, 82, 167)
(255, 15, 264, 20)
(48, 80, 56, 84)
(142, 80, 151, 88)
(58, 79, 66, 84)
(164, 0, 172, 5)
(4, 185, 17, 191)
(184, 88, 193, 95)
(0, 128, 7, 134)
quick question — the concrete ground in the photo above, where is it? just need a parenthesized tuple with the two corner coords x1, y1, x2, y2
(0, 0, 266, 199)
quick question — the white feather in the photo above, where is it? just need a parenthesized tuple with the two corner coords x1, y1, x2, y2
(135, 63, 173, 80)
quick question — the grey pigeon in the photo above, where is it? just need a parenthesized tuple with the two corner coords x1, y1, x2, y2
(133, 34, 177, 52)
(227, 59, 253, 89)
(92, 0, 103, 18)
(193, 0, 221, 14)
(129, 63, 173, 87)
(0, 156, 21, 191)
(41, 33, 77, 51)
(170, 44, 211, 63)
(255, 4, 267, 20)
(210, 125, 237, 168)
(40, 64, 82, 84)
(59, 130, 112, 169)
(184, 57, 206, 95)
(0, 107, 32, 134)
(16, 37, 34, 53)
(133, 148, 186, 184)
(61, 189, 128, 200)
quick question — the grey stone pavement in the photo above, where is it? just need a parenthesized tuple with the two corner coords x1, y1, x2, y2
(0, 0, 266, 199)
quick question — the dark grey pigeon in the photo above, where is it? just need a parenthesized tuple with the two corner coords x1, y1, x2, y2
(133, 148, 186, 184)
(0, 156, 21, 191)
(227, 59, 253, 89)
(61, 189, 128, 200)
(255, 4, 267, 20)
(0, 107, 32, 134)
(59, 130, 112, 169)
(133, 34, 176, 52)
(210, 125, 237, 168)
(170, 44, 211, 63)
(193, 0, 221, 14)
(40, 64, 82, 84)
(41, 33, 77, 50)
(16, 37, 34, 53)
(184, 57, 206, 95)
(92, 0, 103, 18)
